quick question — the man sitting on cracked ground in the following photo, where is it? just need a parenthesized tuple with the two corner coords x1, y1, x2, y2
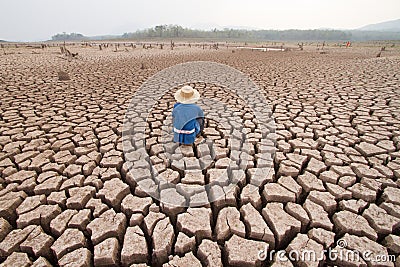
(172, 85, 204, 145)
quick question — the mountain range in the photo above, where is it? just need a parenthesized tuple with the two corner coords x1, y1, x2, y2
(358, 18, 400, 32)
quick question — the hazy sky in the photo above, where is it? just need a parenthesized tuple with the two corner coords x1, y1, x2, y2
(1, 0, 399, 41)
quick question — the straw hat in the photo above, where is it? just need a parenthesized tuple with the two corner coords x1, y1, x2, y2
(174, 85, 200, 104)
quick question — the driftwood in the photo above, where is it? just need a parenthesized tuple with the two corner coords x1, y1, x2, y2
(59, 46, 78, 60)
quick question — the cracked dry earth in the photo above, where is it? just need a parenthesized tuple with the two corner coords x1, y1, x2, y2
(0, 44, 400, 267)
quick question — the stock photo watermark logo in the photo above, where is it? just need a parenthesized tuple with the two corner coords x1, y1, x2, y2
(122, 61, 275, 207)
(258, 238, 396, 264)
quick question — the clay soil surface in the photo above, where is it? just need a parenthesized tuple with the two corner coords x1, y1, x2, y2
(1, 43, 400, 266)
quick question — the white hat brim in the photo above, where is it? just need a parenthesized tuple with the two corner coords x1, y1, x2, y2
(174, 88, 200, 104)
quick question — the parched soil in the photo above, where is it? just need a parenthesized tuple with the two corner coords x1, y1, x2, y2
(0, 43, 400, 266)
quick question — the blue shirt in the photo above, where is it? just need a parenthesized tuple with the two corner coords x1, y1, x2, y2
(172, 103, 204, 144)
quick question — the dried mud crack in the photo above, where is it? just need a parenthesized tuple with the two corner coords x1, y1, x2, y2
(0, 43, 400, 266)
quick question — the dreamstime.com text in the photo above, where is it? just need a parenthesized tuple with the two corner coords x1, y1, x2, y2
(258, 239, 396, 263)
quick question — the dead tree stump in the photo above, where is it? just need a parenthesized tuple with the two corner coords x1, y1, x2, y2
(58, 71, 70, 81)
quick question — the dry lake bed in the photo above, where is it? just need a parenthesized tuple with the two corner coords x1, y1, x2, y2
(0, 42, 400, 266)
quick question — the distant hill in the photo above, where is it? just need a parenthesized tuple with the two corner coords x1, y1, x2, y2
(358, 19, 400, 32)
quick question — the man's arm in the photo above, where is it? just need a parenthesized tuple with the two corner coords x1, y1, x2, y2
(198, 106, 204, 118)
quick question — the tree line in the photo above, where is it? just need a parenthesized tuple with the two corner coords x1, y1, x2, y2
(51, 25, 400, 41)
(122, 25, 353, 40)
(51, 32, 85, 41)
